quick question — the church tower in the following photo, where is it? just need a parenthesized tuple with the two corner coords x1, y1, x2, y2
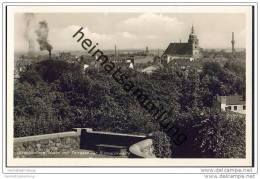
(188, 25, 200, 58)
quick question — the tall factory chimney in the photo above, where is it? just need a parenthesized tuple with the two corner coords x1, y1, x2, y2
(36, 21, 53, 59)
(115, 44, 117, 57)
(48, 50, 51, 59)
(231, 32, 235, 54)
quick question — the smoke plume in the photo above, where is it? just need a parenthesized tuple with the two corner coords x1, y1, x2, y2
(23, 13, 36, 54)
(35, 21, 53, 57)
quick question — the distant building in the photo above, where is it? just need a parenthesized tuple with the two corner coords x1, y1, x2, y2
(145, 46, 149, 55)
(153, 56, 161, 65)
(108, 45, 134, 69)
(59, 52, 77, 62)
(83, 64, 89, 70)
(14, 56, 36, 79)
(59, 52, 71, 60)
(134, 56, 154, 64)
(78, 55, 95, 64)
(141, 65, 159, 74)
(109, 55, 134, 70)
(162, 25, 200, 64)
(216, 95, 246, 114)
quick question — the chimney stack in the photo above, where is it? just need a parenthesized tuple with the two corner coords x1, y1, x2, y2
(48, 49, 51, 59)
(115, 44, 117, 57)
(231, 32, 235, 54)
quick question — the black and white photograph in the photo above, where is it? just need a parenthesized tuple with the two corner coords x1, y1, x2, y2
(3, 3, 255, 169)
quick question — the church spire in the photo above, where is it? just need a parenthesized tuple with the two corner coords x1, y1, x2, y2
(191, 25, 195, 34)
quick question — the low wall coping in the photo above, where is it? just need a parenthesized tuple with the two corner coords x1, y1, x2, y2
(88, 131, 146, 138)
(75, 128, 146, 138)
(72, 128, 93, 134)
(14, 131, 79, 143)
(83, 131, 146, 138)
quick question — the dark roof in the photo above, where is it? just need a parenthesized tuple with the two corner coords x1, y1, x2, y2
(134, 56, 154, 64)
(218, 95, 245, 105)
(163, 43, 192, 56)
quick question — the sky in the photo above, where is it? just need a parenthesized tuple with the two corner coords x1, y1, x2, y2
(15, 13, 246, 52)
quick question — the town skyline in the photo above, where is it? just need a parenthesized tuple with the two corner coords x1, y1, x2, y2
(15, 13, 246, 52)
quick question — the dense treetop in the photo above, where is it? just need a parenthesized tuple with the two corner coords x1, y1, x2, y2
(14, 58, 245, 158)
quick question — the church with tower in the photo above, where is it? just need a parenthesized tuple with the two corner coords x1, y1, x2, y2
(162, 25, 200, 64)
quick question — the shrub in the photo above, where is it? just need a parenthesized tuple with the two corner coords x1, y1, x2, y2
(14, 60, 158, 137)
(170, 110, 245, 158)
(194, 111, 245, 158)
(152, 131, 171, 158)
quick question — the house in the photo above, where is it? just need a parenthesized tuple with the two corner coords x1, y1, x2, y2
(141, 65, 159, 74)
(161, 25, 200, 65)
(110, 55, 134, 70)
(134, 56, 154, 64)
(216, 95, 246, 114)
(59, 52, 78, 63)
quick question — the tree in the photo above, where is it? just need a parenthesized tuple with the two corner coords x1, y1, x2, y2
(152, 131, 172, 158)
(14, 58, 246, 159)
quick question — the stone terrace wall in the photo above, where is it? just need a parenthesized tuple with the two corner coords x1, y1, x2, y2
(13, 128, 152, 158)
(78, 128, 147, 150)
(14, 131, 80, 158)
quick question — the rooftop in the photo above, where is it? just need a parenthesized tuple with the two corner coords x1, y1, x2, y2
(218, 95, 245, 105)
(134, 56, 154, 64)
(163, 43, 193, 56)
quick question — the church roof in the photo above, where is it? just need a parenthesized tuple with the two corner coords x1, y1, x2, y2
(163, 43, 193, 56)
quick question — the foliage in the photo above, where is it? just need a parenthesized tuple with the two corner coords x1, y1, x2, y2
(171, 110, 245, 158)
(14, 58, 246, 158)
(194, 111, 245, 158)
(199, 62, 245, 107)
(14, 59, 158, 137)
(152, 131, 172, 158)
